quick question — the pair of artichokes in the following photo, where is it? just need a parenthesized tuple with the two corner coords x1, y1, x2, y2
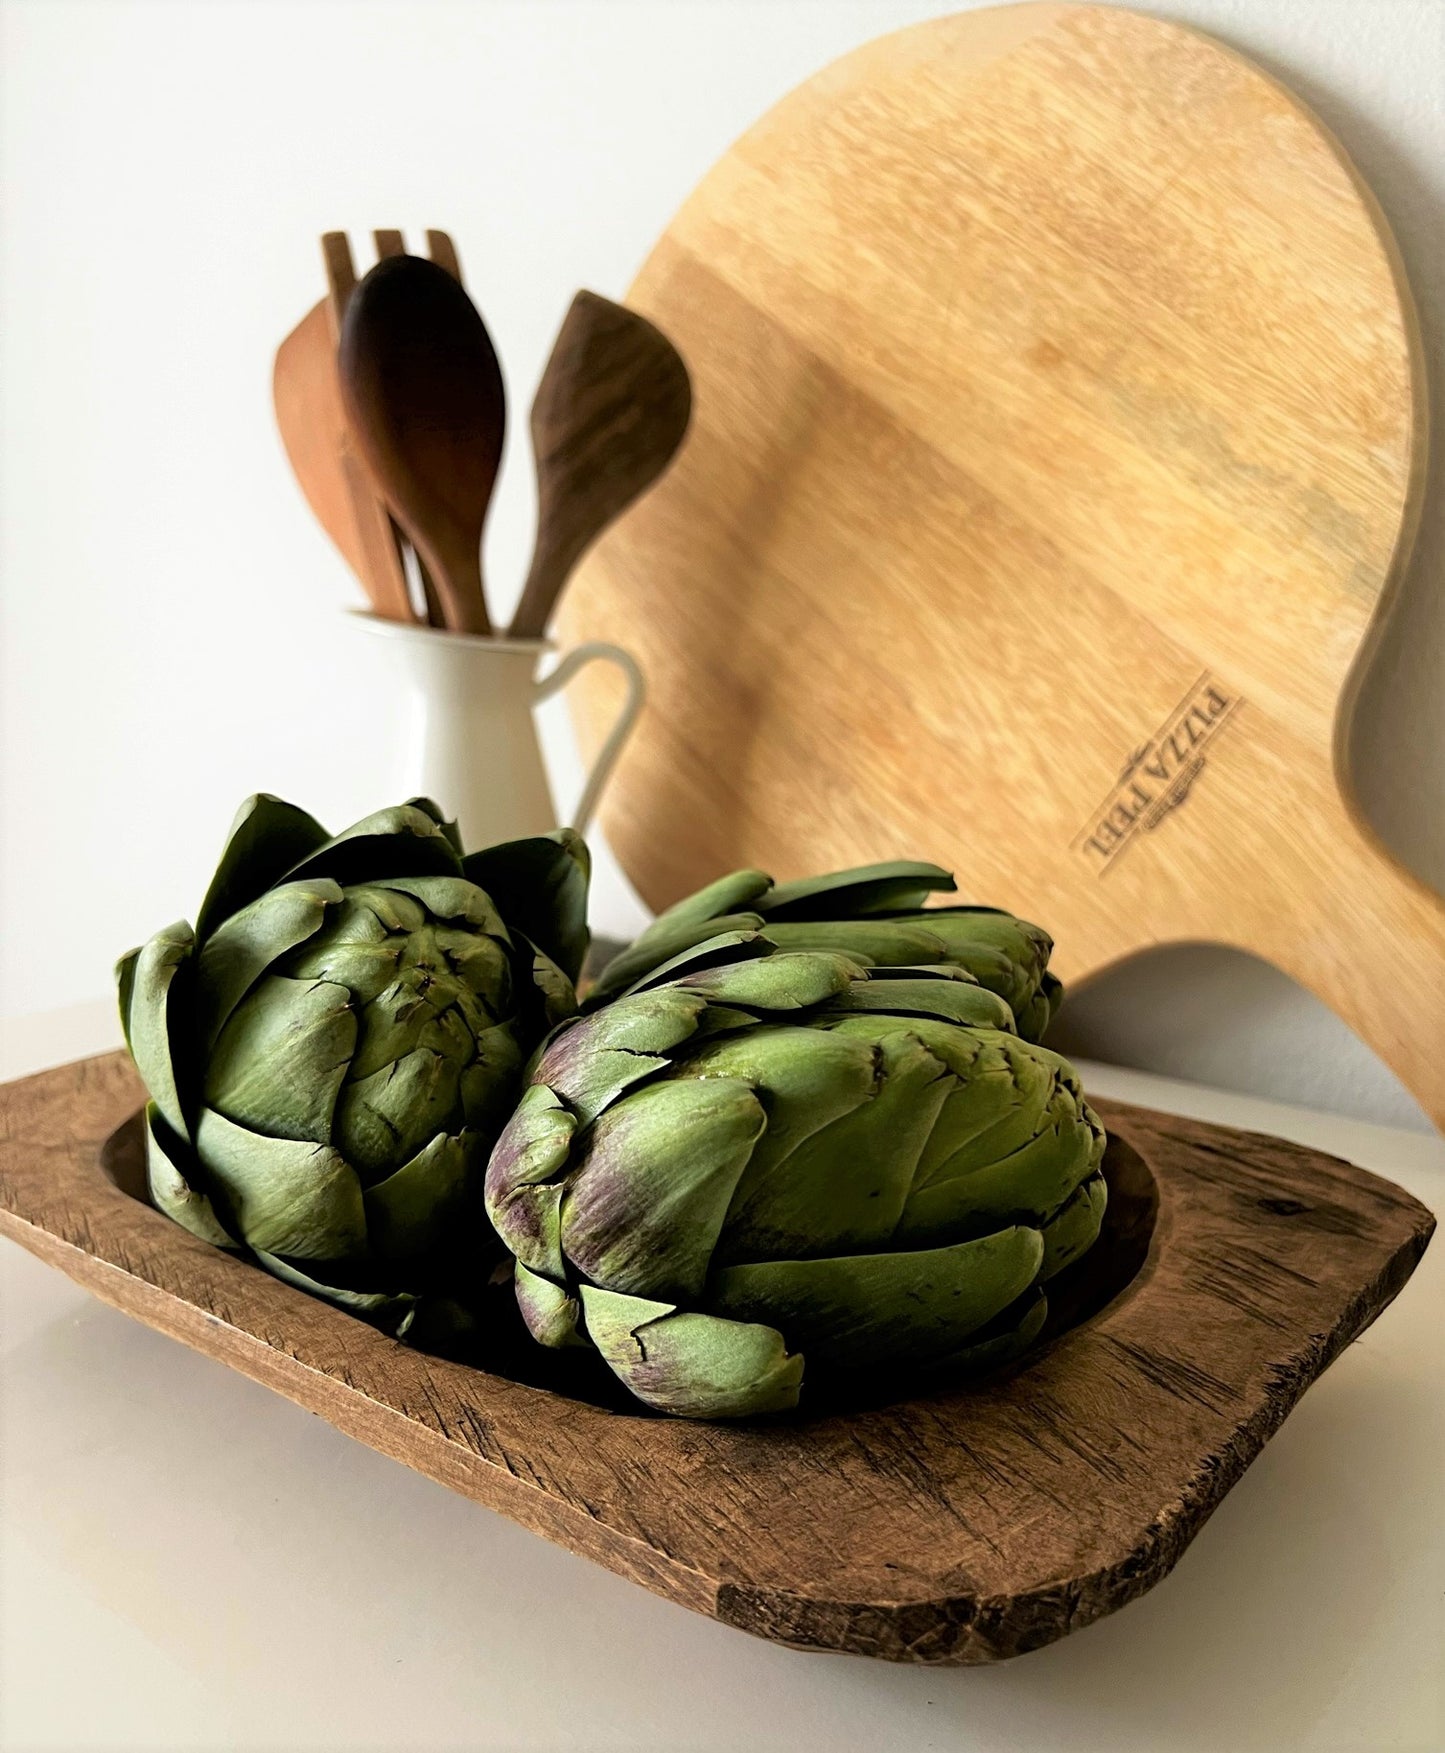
(119, 796, 1106, 1419)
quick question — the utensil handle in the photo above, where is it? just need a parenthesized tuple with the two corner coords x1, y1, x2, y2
(534, 643, 645, 834)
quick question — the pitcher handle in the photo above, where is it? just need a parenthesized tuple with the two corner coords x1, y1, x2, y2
(534, 642, 646, 834)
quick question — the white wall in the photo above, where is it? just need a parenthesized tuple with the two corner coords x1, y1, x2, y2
(1, 0, 1441, 1127)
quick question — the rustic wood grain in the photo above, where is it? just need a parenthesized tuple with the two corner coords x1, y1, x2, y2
(0, 1053, 1431, 1663)
(557, 4, 1443, 1127)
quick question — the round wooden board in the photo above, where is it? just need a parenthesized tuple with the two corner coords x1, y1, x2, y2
(561, 3, 1444, 1125)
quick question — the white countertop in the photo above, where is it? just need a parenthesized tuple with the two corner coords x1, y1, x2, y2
(1, 1011, 1441, 1753)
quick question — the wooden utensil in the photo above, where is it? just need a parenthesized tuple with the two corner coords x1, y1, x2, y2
(338, 254, 505, 636)
(273, 230, 468, 624)
(559, 4, 1445, 1127)
(0, 1052, 1431, 1662)
(509, 291, 692, 640)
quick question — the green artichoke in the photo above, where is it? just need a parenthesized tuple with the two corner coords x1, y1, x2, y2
(486, 932, 1105, 1418)
(589, 861, 1063, 1041)
(117, 793, 589, 1336)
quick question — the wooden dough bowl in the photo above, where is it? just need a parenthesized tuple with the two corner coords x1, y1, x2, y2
(0, 1053, 1431, 1663)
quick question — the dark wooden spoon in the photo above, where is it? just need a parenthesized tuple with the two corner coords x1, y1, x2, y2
(509, 291, 691, 640)
(338, 253, 505, 635)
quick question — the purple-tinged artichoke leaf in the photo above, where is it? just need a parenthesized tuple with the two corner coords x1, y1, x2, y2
(618, 929, 773, 997)
(195, 1107, 368, 1261)
(485, 1086, 575, 1277)
(195, 880, 343, 1048)
(710, 1224, 1046, 1373)
(195, 794, 331, 942)
(579, 1286, 802, 1419)
(144, 1102, 236, 1249)
(122, 920, 196, 1143)
(759, 861, 955, 921)
(514, 1261, 587, 1348)
(531, 989, 708, 1124)
(560, 1077, 763, 1301)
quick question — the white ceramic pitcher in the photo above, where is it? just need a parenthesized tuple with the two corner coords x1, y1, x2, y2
(354, 612, 644, 849)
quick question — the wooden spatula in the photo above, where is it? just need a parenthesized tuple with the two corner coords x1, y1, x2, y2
(558, 4, 1445, 1126)
(509, 291, 692, 640)
(271, 230, 467, 623)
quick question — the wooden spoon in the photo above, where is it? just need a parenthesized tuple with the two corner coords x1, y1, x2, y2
(272, 230, 469, 625)
(337, 254, 505, 635)
(509, 291, 691, 640)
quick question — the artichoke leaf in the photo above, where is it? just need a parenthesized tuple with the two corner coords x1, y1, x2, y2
(761, 918, 948, 965)
(485, 1085, 575, 1276)
(641, 868, 773, 936)
(123, 920, 196, 1142)
(363, 1132, 475, 1264)
(675, 950, 864, 1012)
(144, 1103, 236, 1249)
(195, 879, 343, 1048)
(619, 929, 774, 997)
(205, 974, 355, 1144)
(710, 1223, 1046, 1372)
(759, 861, 955, 920)
(366, 874, 508, 937)
(194, 794, 331, 943)
(252, 1248, 416, 1329)
(579, 1286, 803, 1419)
(720, 1026, 950, 1260)
(898, 1101, 1101, 1241)
(335, 1043, 465, 1180)
(463, 827, 592, 984)
(1038, 1171, 1108, 1279)
(402, 796, 464, 855)
(589, 912, 766, 1007)
(195, 1107, 367, 1261)
(821, 976, 1016, 1032)
(921, 1288, 1050, 1382)
(531, 988, 709, 1125)
(282, 802, 463, 888)
(561, 1077, 765, 1300)
(514, 1261, 586, 1347)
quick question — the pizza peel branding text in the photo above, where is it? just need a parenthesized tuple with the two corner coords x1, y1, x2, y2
(1072, 674, 1242, 873)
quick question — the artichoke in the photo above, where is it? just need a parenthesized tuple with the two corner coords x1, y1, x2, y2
(589, 861, 1063, 1040)
(117, 793, 588, 1336)
(486, 932, 1105, 1418)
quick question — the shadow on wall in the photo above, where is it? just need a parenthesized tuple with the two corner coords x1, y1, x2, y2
(1048, 941, 1431, 1133)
